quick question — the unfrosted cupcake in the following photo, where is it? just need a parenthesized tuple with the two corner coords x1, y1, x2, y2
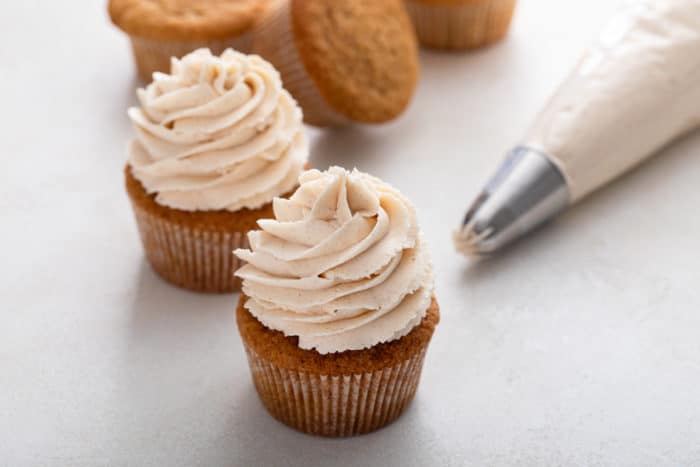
(125, 48, 308, 293)
(108, 0, 268, 81)
(404, 0, 517, 49)
(235, 166, 439, 436)
(252, 0, 420, 127)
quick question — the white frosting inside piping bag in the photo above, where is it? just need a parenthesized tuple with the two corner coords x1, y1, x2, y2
(235, 167, 434, 354)
(525, 0, 700, 202)
(128, 48, 308, 211)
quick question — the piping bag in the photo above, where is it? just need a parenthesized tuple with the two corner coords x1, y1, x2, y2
(454, 0, 700, 256)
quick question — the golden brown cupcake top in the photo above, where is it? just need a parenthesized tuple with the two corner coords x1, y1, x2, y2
(289, 0, 419, 123)
(108, 0, 268, 40)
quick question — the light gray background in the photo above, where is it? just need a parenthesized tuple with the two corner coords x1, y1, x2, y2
(3, 0, 700, 466)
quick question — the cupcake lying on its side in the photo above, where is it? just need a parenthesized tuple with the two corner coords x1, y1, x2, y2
(404, 0, 517, 50)
(235, 166, 439, 436)
(125, 48, 308, 293)
(109, 0, 268, 81)
(253, 0, 420, 127)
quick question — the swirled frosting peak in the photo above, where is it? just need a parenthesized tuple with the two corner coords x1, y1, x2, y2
(128, 48, 308, 211)
(235, 167, 434, 354)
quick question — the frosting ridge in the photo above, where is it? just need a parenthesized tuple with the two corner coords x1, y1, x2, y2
(235, 167, 434, 354)
(128, 48, 308, 211)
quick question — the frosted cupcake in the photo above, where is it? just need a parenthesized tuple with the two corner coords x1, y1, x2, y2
(108, 0, 268, 81)
(235, 166, 439, 436)
(404, 0, 517, 50)
(125, 48, 308, 293)
(252, 0, 419, 127)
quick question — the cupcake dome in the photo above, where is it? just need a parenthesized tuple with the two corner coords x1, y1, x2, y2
(253, 0, 420, 126)
(109, 0, 268, 80)
(109, 0, 265, 40)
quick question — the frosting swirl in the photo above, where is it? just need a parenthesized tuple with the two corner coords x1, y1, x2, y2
(235, 167, 434, 354)
(128, 48, 308, 211)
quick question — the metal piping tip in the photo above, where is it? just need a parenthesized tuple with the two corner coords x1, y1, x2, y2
(454, 146, 570, 257)
(453, 220, 492, 258)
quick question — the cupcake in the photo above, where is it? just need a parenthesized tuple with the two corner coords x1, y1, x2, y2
(125, 48, 308, 293)
(404, 0, 517, 50)
(108, 0, 268, 81)
(252, 0, 420, 127)
(235, 167, 439, 436)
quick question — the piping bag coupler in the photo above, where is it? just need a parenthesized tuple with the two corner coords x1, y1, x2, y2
(455, 0, 700, 257)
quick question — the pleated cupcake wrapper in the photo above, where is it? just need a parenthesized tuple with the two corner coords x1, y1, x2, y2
(243, 345, 428, 437)
(129, 32, 253, 82)
(404, 0, 517, 50)
(252, 1, 351, 127)
(131, 203, 248, 293)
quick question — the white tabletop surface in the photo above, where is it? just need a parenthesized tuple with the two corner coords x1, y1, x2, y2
(4, 0, 700, 465)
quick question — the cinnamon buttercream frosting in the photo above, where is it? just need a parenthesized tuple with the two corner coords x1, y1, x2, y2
(235, 167, 434, 354)
(128, 48, 308, 211)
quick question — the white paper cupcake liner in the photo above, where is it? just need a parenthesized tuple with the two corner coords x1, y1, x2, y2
(243, 345, 428, 436)
(130, 203, 248, 293)
(404, 0, 517, 49)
